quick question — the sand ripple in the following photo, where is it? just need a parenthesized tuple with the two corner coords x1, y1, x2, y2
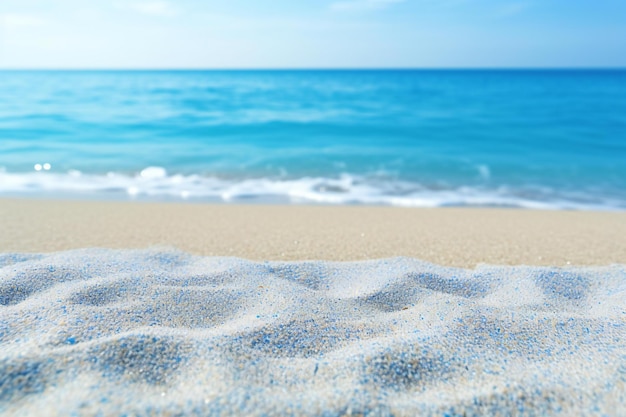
(0, 249, 624, 416)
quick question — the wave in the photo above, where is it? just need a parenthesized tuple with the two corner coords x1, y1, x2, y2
(0, 167, 624, 210)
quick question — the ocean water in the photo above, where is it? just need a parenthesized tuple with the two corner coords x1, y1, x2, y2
(1, 70, 625, 209)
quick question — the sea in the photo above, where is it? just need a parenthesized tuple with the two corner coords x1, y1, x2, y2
(1, 69, 625, 209)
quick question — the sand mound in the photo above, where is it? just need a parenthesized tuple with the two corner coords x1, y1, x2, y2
(1, 249, 624, 416)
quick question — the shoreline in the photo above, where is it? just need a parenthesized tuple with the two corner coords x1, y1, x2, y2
(1, 198, 625, 268)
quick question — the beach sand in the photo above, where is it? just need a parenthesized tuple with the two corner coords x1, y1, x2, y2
(1, 198, 625, 416)
(1, 198, 625, 267)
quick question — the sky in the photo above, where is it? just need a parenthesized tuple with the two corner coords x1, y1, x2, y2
(0, 0, 625, 69)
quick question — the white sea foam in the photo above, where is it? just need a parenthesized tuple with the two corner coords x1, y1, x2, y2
(0, 249, 624, 415)
(0, 168, 623, 210)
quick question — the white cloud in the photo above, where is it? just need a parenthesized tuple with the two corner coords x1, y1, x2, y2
(330, 0, 405, 12)
(0, 13, 46, 28)
(126, 1, 179, 17)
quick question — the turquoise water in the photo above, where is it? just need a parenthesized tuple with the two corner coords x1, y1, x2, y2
(1, 70, 625, 208)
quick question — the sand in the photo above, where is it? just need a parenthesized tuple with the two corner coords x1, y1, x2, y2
(1, 198, 626, 267)
(0, 249, 625, 416)
(1, 198, 625, 415)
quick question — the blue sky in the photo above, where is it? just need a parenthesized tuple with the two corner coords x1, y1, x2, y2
(1, 0, 625, 68)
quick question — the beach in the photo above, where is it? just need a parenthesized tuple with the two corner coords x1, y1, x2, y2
(1, 69, 625, 415)
(1, 199, 625, 415)
(1, 198, 625, 267)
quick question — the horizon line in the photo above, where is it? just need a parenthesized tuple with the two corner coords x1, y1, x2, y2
(1, 67, 625, 72)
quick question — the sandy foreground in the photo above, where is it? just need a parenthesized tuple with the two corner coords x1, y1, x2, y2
(1, 198, 625, 267)
(2, 198, 626, 415)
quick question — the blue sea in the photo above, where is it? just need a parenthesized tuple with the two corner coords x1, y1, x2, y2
(1, 70, 625, 209)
